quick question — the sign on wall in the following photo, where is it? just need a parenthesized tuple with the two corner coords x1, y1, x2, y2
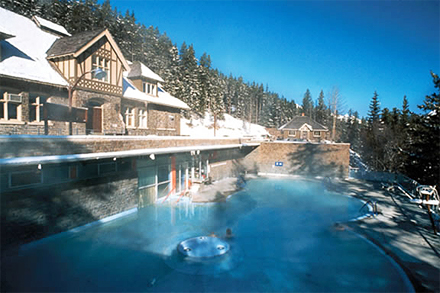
(275, 162, 283, 167)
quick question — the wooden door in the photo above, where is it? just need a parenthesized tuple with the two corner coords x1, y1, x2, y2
(86, 106, 102, 134)
(92, 107, 102, 133)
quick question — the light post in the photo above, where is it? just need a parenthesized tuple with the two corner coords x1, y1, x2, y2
(68, 68, 106, 135)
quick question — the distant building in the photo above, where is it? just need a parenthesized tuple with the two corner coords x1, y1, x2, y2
(279, 115, 328, 142)
(0, 7, 189, 136)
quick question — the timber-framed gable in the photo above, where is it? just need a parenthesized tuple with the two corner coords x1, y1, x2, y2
(47, 29, 128, 96)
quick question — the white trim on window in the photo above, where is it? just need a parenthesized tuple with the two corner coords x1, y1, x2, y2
(92, 54, 110, 82)
(142, 81, 157, 96)
(124, 107, 135, 128)
(139, 108, 148, 128)
(0, 92, 23, 121)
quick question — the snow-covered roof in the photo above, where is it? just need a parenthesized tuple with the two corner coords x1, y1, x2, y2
(32, 15, 71, 37)
(127, 61, 164, 83)
(46, 29, 104, 58)
(279, 116, 328, 131)
(0, 7, 68, 87)
(123, 75, 189, 110)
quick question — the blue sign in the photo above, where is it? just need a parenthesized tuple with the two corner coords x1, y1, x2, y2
(275, 162, 283, 167)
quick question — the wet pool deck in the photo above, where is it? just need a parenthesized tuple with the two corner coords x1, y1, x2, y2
(194, 176, 440, 292)
(191, 177, 240, 203)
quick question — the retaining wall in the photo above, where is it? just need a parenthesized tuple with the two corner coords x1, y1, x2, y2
(242, 141, 350, 178)
(1, 172, 138, 249)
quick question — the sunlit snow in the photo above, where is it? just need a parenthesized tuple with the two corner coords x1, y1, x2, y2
(181, 112, 269, 138)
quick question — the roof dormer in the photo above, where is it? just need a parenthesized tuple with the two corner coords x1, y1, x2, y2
(127, 61, 164, 97)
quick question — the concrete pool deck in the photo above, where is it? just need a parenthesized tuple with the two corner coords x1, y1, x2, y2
(194, 176, 439, 292)
(316, 178, 439, 292)
(191, 177, 241, 202)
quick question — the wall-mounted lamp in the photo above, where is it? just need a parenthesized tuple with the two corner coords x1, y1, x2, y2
(149, 154, 155, 160)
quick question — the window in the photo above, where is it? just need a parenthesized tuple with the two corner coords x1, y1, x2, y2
(92, 55, 109, 82)
(0, 92, 22, 121)
(288, 130, 296, 136)
(43, 166, 69, 184)
(139, 109, 147, 128)
(138, 166, 156, 187)
(29, 95, 44, 122)
(157, 164, 171, 198)
(98, 162, 117, 175)
(125, 107, 135, 127)
(313, 131, 321, 137)
(142, 82, 156, 96)
(10, 170, 42, 188)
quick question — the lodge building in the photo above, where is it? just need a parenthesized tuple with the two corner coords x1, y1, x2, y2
(0, 7, 188, 136)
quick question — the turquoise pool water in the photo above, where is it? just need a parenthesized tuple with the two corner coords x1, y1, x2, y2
(2, 178, 413, 292)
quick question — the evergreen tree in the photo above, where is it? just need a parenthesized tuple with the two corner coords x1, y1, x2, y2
(302, 89, 313, 117)
(315, 90, 328, 126)
(179, 43, 201, 112)
(407, 72, 440, 186)
(362, 91, 386, 170)
(368, 91, 381, 126)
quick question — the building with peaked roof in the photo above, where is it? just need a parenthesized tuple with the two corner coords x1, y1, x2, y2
(279, 115, 328, 142)
(0, 7, 188, 136)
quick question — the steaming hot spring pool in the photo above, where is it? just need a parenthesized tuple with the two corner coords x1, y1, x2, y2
(2, 178, 414, 292)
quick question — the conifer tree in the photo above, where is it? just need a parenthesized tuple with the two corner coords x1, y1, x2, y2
(368, 91, 381, 126)
(315, 90, 328, 126)
(362, 91, 386, 170)
(407, 72, 440, 186)
(302, 89, 313, 117)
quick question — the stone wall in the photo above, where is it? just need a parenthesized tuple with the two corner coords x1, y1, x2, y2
(1, 172, 138, 249)
(0, 78, 67, 135)
(242, 141, 350, 178)
(147, 104, 181, 136)
(74, 89, 125, 135)
(123, 102, 181, 136)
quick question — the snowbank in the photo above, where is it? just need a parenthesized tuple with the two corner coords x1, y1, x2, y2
(181, 112, 269, 139)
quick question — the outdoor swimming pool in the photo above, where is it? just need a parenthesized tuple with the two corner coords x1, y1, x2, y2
(2, 178, 414, 292)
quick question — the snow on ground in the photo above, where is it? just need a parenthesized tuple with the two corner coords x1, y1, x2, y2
(181, 112, 269, 138)
(349, 149, 368, 171)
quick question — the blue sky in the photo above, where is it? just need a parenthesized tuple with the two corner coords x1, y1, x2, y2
(109, 0, 439, 117)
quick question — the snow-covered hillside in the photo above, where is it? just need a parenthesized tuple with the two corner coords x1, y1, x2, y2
(181, 112, 269, 138)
